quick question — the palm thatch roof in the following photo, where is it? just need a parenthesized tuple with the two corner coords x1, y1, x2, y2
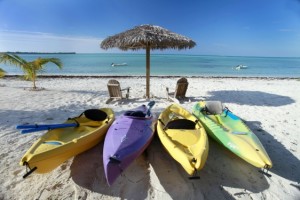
(100, 24, 196, 50)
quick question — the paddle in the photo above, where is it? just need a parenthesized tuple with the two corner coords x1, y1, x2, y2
(17, 109, 108, 134)
(17, 123, 82, 129)
(146, 101, 155, 117)
(20, 124, 91, 134)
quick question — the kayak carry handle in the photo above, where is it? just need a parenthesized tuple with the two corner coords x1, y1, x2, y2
(189, 176, 200, 180)
(259, 165, 272, 177)
(23, 167, 37, 179)
(188, 168, 200, 180)
(23, 162, 37, 179)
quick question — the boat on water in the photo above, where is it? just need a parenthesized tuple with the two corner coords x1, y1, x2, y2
(111, 63, 127, 67)
(235, 64, 248, 70)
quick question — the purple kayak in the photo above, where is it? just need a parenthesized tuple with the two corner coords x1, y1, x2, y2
(103, 103, 155, 185)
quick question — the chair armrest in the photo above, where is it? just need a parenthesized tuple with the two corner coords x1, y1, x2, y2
(120, 87, 130, 91)
(121, 87, 130, 99)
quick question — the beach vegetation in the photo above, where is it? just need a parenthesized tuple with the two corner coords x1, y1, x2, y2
(0, 53, 63, 89)
(0, 68, 6, 78)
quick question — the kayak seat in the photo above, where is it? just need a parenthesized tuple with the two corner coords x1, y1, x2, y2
(84, 109, 107, 121)
(124, 111, 146, 117)
(204, 101, 224, 115)
(166, 119, 196, 130)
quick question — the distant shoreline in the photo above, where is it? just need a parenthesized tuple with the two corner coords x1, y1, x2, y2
(2, 52, 76, 54)
(3, 75, 299, 80)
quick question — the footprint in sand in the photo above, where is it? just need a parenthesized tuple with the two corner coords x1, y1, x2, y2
(290, 140, 298, 152)
(13, 169, 22, 176)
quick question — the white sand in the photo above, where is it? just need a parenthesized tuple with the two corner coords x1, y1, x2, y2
(0, 76, 299, 200)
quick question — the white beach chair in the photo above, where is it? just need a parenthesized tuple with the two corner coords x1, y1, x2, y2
(106, 79, 130, 104)
(166, 77, 189, 103)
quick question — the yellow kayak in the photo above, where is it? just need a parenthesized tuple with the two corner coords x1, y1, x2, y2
(157, 104, 209, 178)
(19, 108, 114, 177)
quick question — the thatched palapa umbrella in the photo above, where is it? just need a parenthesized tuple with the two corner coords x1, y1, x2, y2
(100, 24, 196, 98)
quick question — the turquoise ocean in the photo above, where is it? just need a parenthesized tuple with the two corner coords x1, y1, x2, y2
(1, 53, 300, 78)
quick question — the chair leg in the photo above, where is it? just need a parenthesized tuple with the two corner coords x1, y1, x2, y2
(166, 87, 170, 100)
(126, 88, 130, 99)
(106, 98, 113, 104)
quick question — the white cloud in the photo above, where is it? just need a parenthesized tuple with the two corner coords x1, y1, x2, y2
(0, 30, 107, 53)
(278, 29, 294, 32)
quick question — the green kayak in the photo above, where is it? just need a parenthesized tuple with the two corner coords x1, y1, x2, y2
(192, 101, 272, 170)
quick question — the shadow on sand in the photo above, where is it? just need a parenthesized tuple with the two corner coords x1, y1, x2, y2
(148, 135, 269, 200)
(246, 121, 300, 183)
(207, 90, 295, 106)
(148, 119, 300, 199)
(189, 90, 295, 107)
(70, 142, 151, 199)
(201, 90, 299, 183)
(6, 105, 152, 199)
(0, 104, 97, 133)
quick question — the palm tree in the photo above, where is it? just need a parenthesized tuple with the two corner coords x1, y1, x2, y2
(0, 53, 63, 89)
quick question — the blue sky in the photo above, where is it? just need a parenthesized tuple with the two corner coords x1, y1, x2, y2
(0, 0, 299, 57)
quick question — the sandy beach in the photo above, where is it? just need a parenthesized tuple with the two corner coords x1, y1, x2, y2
(0, 76, 299, 200)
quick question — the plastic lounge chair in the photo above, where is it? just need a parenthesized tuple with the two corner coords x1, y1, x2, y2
(166, 77, 189, 103)
(106, 79, 130, 104)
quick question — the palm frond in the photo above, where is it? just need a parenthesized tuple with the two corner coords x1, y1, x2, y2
(0, 68, 6, 78)
(0, 53, 28, 68)
(30, 57, 63, 71)
(46, 58, 63, 69)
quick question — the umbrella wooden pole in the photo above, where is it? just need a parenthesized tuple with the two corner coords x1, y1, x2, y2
(146, 44, 150, 98)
